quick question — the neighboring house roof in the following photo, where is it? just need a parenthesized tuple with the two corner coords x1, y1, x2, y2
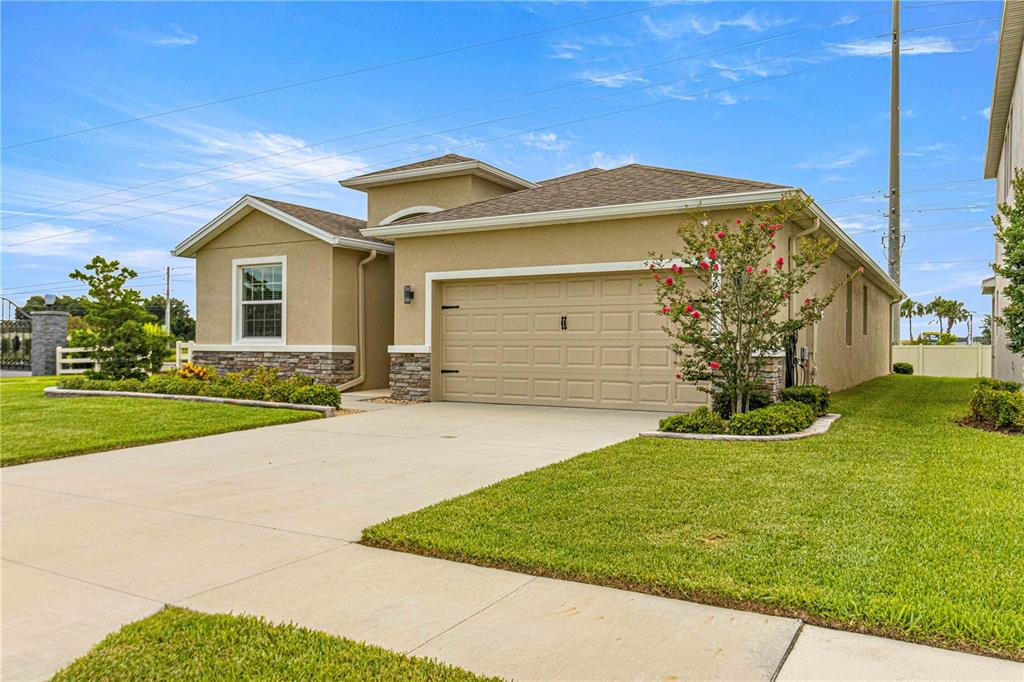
(982, 275, 997, 295)
(340, 154, 538, 191)
(171, 195, 392, 258)
(984, 0, 1024, 179)
(389, 164, 786, 226)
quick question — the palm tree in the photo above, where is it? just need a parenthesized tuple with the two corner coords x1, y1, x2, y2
(899, 298, 925, 341)
(926, 296, 950, 334)
(946, 300, 970, 335)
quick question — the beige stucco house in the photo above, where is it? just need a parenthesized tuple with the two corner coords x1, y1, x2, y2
(982, 0, 1024, 383)
(173, 154, 902, 411)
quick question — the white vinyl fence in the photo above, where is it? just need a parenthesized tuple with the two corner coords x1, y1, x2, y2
(892, 344, 992, 378)
(56, 341, 195, 375)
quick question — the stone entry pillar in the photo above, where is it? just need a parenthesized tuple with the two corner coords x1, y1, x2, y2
(30, 310, 68, 376)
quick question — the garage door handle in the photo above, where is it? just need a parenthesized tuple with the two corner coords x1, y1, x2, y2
(560, 315, 567, 330)
(441, 305, 460, 310)
(440, 369, 459, 374)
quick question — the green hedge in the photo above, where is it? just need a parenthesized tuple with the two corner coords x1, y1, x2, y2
(659, 406, 726, 434)
(968, 384, 1024, 432)
(58, 368, 340, 408)
(727, 401, 816, 436)
(779, 385, 831, 416)
(893, 362, 914, 375)
(978, 377, 1023, 393)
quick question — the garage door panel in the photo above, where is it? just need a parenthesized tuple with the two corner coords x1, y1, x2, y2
(439, 273, 701, 411)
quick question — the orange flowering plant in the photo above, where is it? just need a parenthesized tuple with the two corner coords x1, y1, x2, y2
(177, 361, 211, 381)
(648, 193, 860, 415)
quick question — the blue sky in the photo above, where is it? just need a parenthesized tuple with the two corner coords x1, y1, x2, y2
(0, 1, 1002, 337)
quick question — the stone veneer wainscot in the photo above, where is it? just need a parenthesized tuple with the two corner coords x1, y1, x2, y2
(389, 352, 431, 401)
(193, 350, 356, 386)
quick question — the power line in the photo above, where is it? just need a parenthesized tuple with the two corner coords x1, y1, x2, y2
(6, 17, 999, 248)
(1, 2, 695, 151)
(5, 35, 901, 232)
(1, 8, 906, 226)
(2, 8, 989, 222)
(0, 267, 194, 296)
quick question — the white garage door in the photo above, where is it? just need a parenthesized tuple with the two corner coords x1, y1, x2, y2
(437, 272, 707, 411)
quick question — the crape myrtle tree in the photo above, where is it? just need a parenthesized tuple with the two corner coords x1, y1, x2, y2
(994, 168, 1024, 354)
(648, 193, 861, 415)
(69, 256, 166, 379)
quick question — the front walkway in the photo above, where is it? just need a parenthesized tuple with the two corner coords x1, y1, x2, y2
(2, 398, 1021, 680)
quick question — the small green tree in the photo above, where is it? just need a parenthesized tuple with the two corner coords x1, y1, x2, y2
(650, 193, 859, 415)
(69, 256, 166, 379)
(142, 295, 196, 340)
(980, 314, 993, 345)
(899, 298, 925, 341)
(994, 168, 1024, 354)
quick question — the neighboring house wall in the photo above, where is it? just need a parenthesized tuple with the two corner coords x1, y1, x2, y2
(193, 210, 394, 388)
(388, 210, 892, 400)
(366, 175, 512, 227)
(992, 41, 1024, 382)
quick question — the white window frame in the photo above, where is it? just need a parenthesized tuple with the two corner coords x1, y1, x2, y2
(232, 256, 287, 345)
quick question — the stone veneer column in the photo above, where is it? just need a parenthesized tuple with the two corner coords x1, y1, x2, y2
(757, 352, 788, 400)
(388, 352, 431, 401)
(192, 350, 356, 385)
(30, 310, 68, 376)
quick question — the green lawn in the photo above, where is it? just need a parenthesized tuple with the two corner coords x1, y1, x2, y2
(364, 375, 1024, 660)
(51, 607, 496, 681)
(0, 376, 318, 466)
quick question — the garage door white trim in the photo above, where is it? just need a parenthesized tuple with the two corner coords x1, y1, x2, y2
(422, 260, 691, 349)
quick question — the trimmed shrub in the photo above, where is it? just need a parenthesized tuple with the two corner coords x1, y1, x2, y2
(893, 362, 914, 375)
(978, 377, 1023, 393)
(56, 366, 340, 408)
(728, 401, 816, 436)
(291, 384, 342, 408)
(659, 406, 727, 434)
(969, 385, 1024, 432)
(779, 385, 831, 416)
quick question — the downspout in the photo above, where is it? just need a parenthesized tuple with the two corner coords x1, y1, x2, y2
(789, 217, 820, 384)
(338, 248, 378, 392)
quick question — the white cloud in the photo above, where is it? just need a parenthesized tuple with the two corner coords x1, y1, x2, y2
(915, 261, 960, 272)
(981, 106, 992, 120)
(714, 92, 741, 106)
(830, 36, 960, 58)
(797, 148, 870, 170)
(589, 151, 636, 168)
(904, 142, 955, 160)
(579, 70, 647, 89)
(909, 270, 993, 298)
(709, 57, 774, 82)
(133, 24, 198, 47)
(643, 11, 789, 39)
(521, 132, 571, 153)
(1, 223, 113, 258)
(549, 42, 583, 60)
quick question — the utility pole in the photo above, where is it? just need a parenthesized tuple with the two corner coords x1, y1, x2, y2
(164, 267, 171, 334)
(888, 0, 902, 343)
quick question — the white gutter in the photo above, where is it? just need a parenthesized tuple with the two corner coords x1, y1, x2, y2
(361, 188, 791, 238)
(338, 249, 378, 393)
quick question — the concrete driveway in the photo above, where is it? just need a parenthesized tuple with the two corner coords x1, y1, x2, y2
(2, 401, 667, 680)
(3, 399, 1021, 681)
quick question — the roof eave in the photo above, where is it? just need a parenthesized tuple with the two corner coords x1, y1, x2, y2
(360, 188, 794, 239)
(340, 160, 538, 191)
(984, 1, 1024, 179)
(170, 195, 393, 258)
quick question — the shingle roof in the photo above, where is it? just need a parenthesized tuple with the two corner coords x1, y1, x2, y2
(395, 164, 788, 225)
(251, 196, 390, 244)
(537, 168, 607, 186)
(346, 154, 477, 181)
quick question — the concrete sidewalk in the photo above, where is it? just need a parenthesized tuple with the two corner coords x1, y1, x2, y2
(3, 399, 1022, 680)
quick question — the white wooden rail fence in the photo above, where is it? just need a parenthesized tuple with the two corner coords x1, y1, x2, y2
(891, 344, 992, 379)
(55, 341, 194, 375)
